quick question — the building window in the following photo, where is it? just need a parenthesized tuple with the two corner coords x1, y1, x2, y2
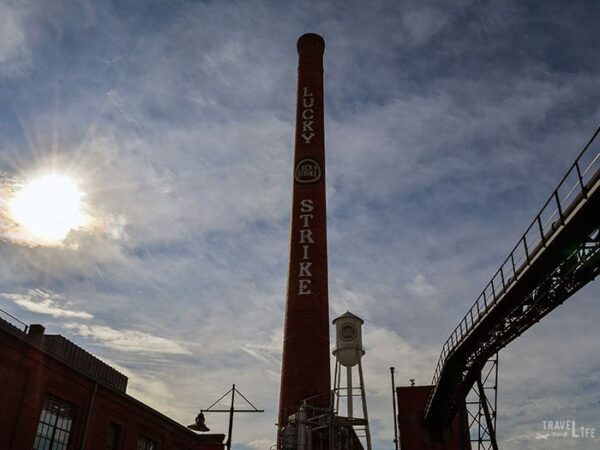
(107, 422, 122, 450)
(33, 395, 75, 450)
(137, 435, 159, 450)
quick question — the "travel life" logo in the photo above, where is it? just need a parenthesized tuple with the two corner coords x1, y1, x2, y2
(535, 420, 596, 440)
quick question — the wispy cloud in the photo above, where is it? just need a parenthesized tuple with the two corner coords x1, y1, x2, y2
(1, 288, 93, 319)
(405, 273, 438, 300)
(63, 322, 191, 355)
(240, 329, 283, 366)
(244, 439, 273, 450)
(0, 2, 31, 76)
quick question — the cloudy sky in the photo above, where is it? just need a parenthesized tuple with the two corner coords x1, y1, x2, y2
(1, 0, 599, 449)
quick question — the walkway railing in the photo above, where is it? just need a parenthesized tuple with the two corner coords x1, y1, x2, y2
(430, 125, 600, 390)
(0, 307, 29, 333)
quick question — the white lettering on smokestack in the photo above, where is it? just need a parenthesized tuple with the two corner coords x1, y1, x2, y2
(301, 87, 315, 144)
(298, 198, 314, 295)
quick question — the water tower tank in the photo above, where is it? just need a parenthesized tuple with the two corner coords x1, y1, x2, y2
(332, 311, 365, 367)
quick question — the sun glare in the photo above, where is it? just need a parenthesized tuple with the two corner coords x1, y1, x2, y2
(10, 174, 88, 244)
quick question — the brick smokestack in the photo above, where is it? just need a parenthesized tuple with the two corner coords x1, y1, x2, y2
(278, 33, 330, 431)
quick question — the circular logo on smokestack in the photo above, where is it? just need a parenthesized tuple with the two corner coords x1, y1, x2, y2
(294, 158, 321, 184)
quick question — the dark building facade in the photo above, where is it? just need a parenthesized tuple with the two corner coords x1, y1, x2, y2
(0, 313, 224, 450)
(396, 385, 469, 450)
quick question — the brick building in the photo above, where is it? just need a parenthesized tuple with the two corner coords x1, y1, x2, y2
(396, 385, 468, 450)
(0, 311, 224, 450)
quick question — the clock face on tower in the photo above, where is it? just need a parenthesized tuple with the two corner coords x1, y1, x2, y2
(340, 324, 357, 341)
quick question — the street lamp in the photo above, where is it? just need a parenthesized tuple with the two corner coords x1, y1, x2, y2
(188, 412, 210, 432)
(188, 384, 264, 450)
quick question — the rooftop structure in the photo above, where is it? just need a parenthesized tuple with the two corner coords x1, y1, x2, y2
(0, 309, 225, 450)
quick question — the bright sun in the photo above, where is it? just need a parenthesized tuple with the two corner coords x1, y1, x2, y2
(10, 174, 88, 244)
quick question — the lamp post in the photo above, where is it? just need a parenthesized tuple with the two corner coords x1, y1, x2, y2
(390, 367, 399, 450)
(188, 384, 264, 450)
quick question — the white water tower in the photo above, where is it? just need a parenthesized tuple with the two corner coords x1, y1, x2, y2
(333, 311, 365, 367)
(332, 311, 371, 450)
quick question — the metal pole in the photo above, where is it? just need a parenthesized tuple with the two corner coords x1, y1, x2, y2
(226, 384, 235, 450)
(390, 368, 399, 450)
(329, 390, 334, 450)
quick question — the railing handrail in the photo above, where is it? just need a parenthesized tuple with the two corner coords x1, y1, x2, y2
(428, 124, 600, 398)
(0, 307, 29, 333)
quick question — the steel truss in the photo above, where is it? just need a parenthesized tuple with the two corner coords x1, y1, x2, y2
(438, 223, 599, 426)
(466, 355, 498, 450)
(425, 126, 600, 427)
(429, 221, 600, 427)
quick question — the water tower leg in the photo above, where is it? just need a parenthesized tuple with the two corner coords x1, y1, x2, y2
(333, 361, 339, 393)
(347, 366, 353, 418)
(331, 360, 342, 414)
(358, 360, 372, 450)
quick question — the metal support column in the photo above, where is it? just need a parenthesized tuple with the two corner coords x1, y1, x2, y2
(358, 360, 372, 450)
(390, 367, 399, 450)
(466, 354, 499, 450)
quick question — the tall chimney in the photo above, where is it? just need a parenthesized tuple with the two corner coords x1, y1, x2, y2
(278, 33, 330, 432)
